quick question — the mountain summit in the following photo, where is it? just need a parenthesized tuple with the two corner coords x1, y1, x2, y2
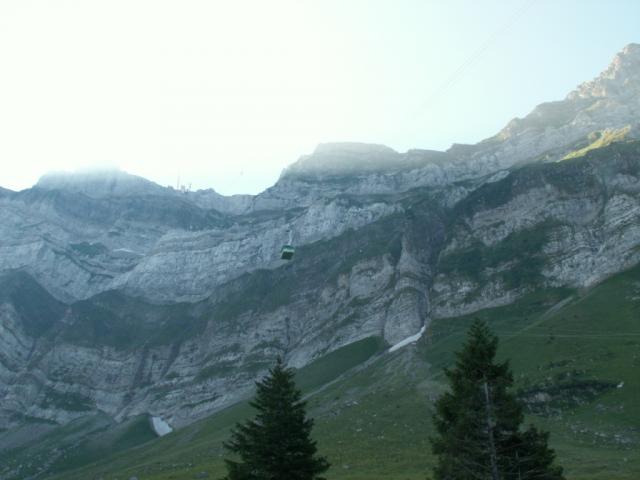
(460, 43, 640, 172)
(36, 168, 167, 198)
(569, 42, 640, 99)
(282, 142, 402, 179)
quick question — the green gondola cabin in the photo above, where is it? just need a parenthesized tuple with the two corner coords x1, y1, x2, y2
(280, 245, 295, 260)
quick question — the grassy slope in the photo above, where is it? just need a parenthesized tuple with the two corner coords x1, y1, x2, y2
(0, 414, 157, 479)
(562, 126, 632, 160)
(54, 265, 640, 480)
(47, 337, 387, 480)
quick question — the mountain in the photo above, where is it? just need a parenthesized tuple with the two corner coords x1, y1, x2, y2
(1, 44, 640, 479)
(31, 262, 638, 480)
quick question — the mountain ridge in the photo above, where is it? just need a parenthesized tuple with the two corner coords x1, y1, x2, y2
(1, 43, 640, 480)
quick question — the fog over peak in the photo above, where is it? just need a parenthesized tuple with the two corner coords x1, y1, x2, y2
(36, 168, 167, 198)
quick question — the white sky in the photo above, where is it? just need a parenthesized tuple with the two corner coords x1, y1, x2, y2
(1, 1, 639, 194)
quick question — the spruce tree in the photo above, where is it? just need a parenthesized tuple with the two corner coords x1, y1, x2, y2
(431, 320, 564, 480)
(222, 357, 330, 480)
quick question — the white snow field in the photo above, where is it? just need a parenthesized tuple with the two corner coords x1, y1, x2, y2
(388, 325, 426, 353)
(151, 416, 173, 437)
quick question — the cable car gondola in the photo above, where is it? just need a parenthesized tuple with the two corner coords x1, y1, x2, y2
(280, 244, 295, 260)
(280, 228, 295, 260)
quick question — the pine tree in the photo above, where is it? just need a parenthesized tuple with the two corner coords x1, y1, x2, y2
(507, 425, 565, 480)
(222, 357, 330, 480)
(431, 320, 564, 480)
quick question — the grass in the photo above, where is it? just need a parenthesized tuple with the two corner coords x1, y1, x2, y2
(39, 387, 95, 412)
(295, 336, 386, 393)
(61, 291, 203, 350)
(420, 265, 640, 480)
(0, 270, 65, 338)
(438, 221, 556, 289)
(563, 126, 632, 160)
(0, 414, 157, 479)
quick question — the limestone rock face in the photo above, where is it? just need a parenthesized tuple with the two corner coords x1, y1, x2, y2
(449, 43, 640, 177)
(569, 43, 640, 100)
(431, 142, 640, 318)
(2, 44, 640, 437)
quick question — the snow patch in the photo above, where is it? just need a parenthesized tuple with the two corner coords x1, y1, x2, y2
(151, 416, 173, 436)
(388, 325, 426, 353)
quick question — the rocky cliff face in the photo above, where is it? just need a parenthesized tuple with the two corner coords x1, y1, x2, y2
(1, 44, 640, 437)
(452, 42, 640, 172)
(432, 142, 640, 317)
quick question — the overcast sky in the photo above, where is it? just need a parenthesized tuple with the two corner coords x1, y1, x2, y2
(1, 0, 639, 195)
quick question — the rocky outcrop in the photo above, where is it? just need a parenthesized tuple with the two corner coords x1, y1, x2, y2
(0, 205, 446, 429)
(569, 43, 640, 100)
(2, 44, 640, 437)
(449, 43, 640, 175)
(431, 142, 640, 317)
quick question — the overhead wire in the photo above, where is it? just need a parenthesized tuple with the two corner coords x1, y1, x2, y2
(428, 329, 640, 341)
(397, 0, 538, 143)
